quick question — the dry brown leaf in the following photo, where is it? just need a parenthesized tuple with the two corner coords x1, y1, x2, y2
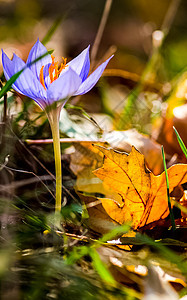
(93, 145, 187, 229)
(70, 142, 128, 235)
(70, 142, 122, 203)
(78, 193, 118, 234)
(70, 142, 105, 194)
(105, 129, 163, 175)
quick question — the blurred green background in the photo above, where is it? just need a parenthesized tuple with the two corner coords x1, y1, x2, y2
(0, 0, 187, 77)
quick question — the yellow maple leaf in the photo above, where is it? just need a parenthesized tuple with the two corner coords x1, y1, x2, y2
(93, 145, 187, 229)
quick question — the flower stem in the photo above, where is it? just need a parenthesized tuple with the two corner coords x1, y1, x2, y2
(48, 106, 62, 213)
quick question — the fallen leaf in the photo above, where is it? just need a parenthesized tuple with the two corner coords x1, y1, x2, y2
(78, 193, 118, 234)
(70, 142, 127, 235)
(70, 142, 105, 194)
(70, 142, 122, 202)
(93, 145, 187, 229)
(105, 129, 163, 175)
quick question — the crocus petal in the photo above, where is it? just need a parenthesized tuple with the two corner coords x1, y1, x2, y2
(47, 67, 82, 105)
(74, 56, 113, 95)
(2, 50, 47, 109)
(64, 45, 90, 81)
(2, 50, 23, 95)
(43, 63, 51, 89)
(26, 38, 52, 81)
(12, 54, 47, 106)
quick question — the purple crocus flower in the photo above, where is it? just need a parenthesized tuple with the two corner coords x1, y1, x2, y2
(2, 39, 113, 110)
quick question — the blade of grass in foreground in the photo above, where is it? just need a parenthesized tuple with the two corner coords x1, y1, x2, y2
(0, 50, 53, 100)
(161, 145, 176, 231)
(89, 248, 116, 285)
(99, 224, 131, 243)
(0, 69, 23, 99)
(173, 126, 187, 159)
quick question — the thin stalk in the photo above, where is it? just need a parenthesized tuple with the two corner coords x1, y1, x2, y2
(48, 106, 62, 213)
(161, 146, 176, 231)
(90, 0, 113, 69)
(161, 0, 181, 34)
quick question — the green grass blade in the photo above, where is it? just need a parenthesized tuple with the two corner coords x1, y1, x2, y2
(161, 146, 176, 231)
(99, 224, 131, 243)
(0, 70, 23, 99)
(89, 248, 116, 285)
(173, 126, 187, 159)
